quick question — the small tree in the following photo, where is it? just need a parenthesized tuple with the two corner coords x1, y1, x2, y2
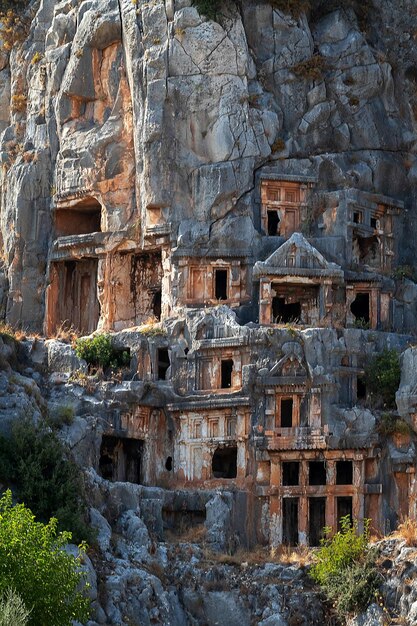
(365, 348, 401, 409)
(0, 419, 93, 544)
(310, 516, 381, 619)
(0, 491, 90, 626)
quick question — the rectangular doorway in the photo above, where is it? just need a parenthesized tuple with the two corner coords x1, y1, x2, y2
(309, 497, 326, 547)
(282, 497, 299, 545)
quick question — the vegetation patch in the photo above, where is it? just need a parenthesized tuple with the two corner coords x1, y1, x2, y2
(392, 264, 416, 282)
(310, 516, 381, 620)
(0, 3, 30, 51)
(377, 413, 411, 438)
(191, 0, 220, 21)
(365, 348, 401, 409)
(0, 418, 93, 544)
(0, 589, 30, 626)
(0, 490, 90, 626)
(291, 54, 328, 80)
(75, 334, 130, 371)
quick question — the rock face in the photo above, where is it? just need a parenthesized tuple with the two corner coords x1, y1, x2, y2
(2, 0, 417, 624)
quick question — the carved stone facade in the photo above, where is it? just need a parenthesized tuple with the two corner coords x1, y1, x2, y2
(28, 171, 417, 546)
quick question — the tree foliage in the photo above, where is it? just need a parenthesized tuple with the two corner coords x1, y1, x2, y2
(0, 491, 90, 626)
(310, 516, 381, 619)
(0, 419, 93, 544)
(365, 348, 401, 409)
(75, 334, 130, 370)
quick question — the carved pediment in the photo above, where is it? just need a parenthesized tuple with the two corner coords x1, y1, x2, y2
(253, 233, 343, 279)
(270, 354, 307, 378)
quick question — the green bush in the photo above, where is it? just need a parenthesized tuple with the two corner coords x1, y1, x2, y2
(47, 405, 75, 429)
(311, 516, 370, 586)
(0, 589, 30, 626)
(191, 0, 220, 20)
(365, 348, 401, 409)
(0, 419, 93, 544)
(75, 334, 130, 370)
(377, 413, 410, 438)
(392, 264, 416, 281)
(0, 491, 90, 626)
(310, 516, 381, 619)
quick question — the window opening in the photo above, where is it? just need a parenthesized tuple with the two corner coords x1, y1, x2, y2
(350, 292, 370, 324)
(370, 217, 377, 229)
(152, 290, 162, 320)
(309, 461, 326, 485)
(353, 211, 362, 224)
(282, 461, 299, 486)
(357, 377, 366, 400)
(215, 269, 228, 300)
(157, 348, 170, 380)
(221, 359, 233, 389)
(336, 460, 353, 485)
(267, 210, 280, 236)
(280, 398, 294, 427)
(272, 297, 301, 323)
(165, 456, 172, 471)
(212, 447, 237, 479)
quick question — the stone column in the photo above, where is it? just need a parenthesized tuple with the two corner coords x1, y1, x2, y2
(353, 459, 365, 532)
(299, 459, 308, 545)
(326, 460, 336, 531)
(259, 277, 272, 324)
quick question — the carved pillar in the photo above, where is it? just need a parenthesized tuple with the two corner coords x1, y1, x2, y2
(326, 460, 336, 531)
(259, 277, 272, 324)
(299, 459, 308, 545)
(353, 459, 365, 533)
(270, 458, 282, 546)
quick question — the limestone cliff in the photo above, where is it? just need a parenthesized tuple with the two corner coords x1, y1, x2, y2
(2, 0, 417, 624)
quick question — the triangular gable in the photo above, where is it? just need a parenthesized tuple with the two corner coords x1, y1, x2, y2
(253, 232, 343, 278)
(269, 354, 307, 378)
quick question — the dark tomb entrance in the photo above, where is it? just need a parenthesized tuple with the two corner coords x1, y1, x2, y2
(282, 498, 299, 545)
(215, 269, 228, 300)
(351, 292, 370, 324)
(267, 210, 280, 236)
(309, 497, 326, 547)
(99, 435, 144, 483)
(212, 446, 237, 479)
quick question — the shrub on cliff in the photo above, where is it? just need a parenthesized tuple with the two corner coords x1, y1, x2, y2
(192, 0, 220, 20)
(0, 419, 93, 544)
(75, 334, 130, 371)
(0, 491, 90, 626)
(365, 348, 401, 409)
(310, 516, 381, 619)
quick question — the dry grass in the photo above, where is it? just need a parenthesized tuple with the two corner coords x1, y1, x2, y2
(137, 317, 166, 336)
(0, 321, 26, 341)
(50, 322, 80, 344)
(392, 517, 417, 547)
(165, 525, 207, 545)
(203, 544, 312, 568)
(291, 54, 328, 81)
(272, 544, 312, 566)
